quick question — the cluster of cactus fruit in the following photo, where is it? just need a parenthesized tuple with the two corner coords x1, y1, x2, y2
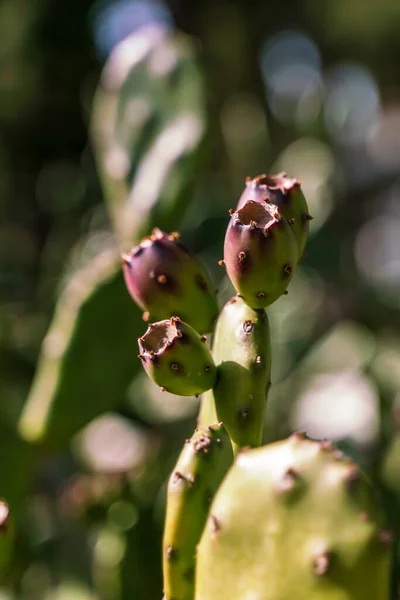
(122, 173, 392, 600)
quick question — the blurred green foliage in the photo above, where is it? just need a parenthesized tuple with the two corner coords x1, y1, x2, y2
(0, 0, 400, 598)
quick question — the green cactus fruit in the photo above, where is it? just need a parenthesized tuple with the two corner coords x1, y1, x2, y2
(198, 296, 271, 452)
(122, 228, 218, 334)
(163, 424, 233, 600)
(0, 500, 13, 577)
(223, 200, 298, 309)
(196, 434, 392, 600)
(138, 317, 216, 396)
(237, 172, 312, 259)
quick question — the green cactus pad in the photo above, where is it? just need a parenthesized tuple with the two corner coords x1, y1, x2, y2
(196, 434, 392, 600)
(198, 296, 271, 451)
(237, 172, 311, 259)
(224, 201, 298, 309)
(122, 228, 218, 334)
(138, 318, 216, 396)
(163, 424, 233, 600)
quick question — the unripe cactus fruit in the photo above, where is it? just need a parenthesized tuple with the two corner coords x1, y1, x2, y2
(138, 317, 216, 396)
(198, 295, 271, 452)
(122, 228, 218, 334)
(163, 424, 233, 600)
(196, 434, 392, 600)
(237, 172, 311, 259)
(223, 201, 298, 309)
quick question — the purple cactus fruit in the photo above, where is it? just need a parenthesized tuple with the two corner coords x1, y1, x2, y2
(122, 229, 218, 334)
(224, 200, 298, 309)
(138, 317, 216, 396)
(237, 172, 311, 259)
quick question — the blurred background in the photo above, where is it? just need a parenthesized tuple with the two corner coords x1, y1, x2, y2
(1, 0, 400, 598)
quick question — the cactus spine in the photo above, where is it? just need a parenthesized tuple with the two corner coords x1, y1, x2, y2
(195, 434, 391, 600)
(198, 295, 271, 452)
(163, 424, 233, 600)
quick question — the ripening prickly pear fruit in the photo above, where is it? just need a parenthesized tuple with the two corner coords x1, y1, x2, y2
(196, 434, 392, 600)
(163, 424, 233, 600)
(0, 500, 13, 577)
(223, 201, 298, 309)
(122, 229, 218, 334)
(138, 317, 216, 396)
(237, 172, 311, 259)
(198, 296, 271, 452)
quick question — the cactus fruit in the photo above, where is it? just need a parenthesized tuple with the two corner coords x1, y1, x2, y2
(138, 317, 216, 396)
(198, 296, 271, 451)
(122, 228, 218, 334)
(237, 172, 311, 259)
(223, 201, 298, 309)
(195, 434, 392, 600)
(163, 424, 233, 600)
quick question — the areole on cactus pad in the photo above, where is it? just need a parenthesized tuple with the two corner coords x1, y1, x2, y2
(195, 434, 392, 600)
(198, 295, 271, 452)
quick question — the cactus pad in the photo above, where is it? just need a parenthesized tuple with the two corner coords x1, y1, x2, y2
(196, 434, 391, 600)
(163, 424, 233, 600)
(237, 172, 311, 259)
(198, 296, 271, 451)
(123, 228, 218, 334)
(138, 317, 216, 396)
(223, 200, 298, 309)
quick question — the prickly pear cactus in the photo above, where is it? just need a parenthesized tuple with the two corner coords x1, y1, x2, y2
(198, 295, 271, 451)
(223, 200, 298, 309)
(138, 317, 216, 396)
(237, 173, 312, 259)
(163, 424, 233, 600)
(196, 433, 392, 600)
(122, 228, 218, 334)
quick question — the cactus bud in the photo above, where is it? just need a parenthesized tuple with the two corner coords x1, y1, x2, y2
(224, 201, 298, 308)
(237, 172, 310, 259)
(122, 229, 218, 334)
(138, 318, 216, 396)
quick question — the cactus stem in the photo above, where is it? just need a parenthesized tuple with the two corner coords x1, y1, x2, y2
(313, 551, 331, 576)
